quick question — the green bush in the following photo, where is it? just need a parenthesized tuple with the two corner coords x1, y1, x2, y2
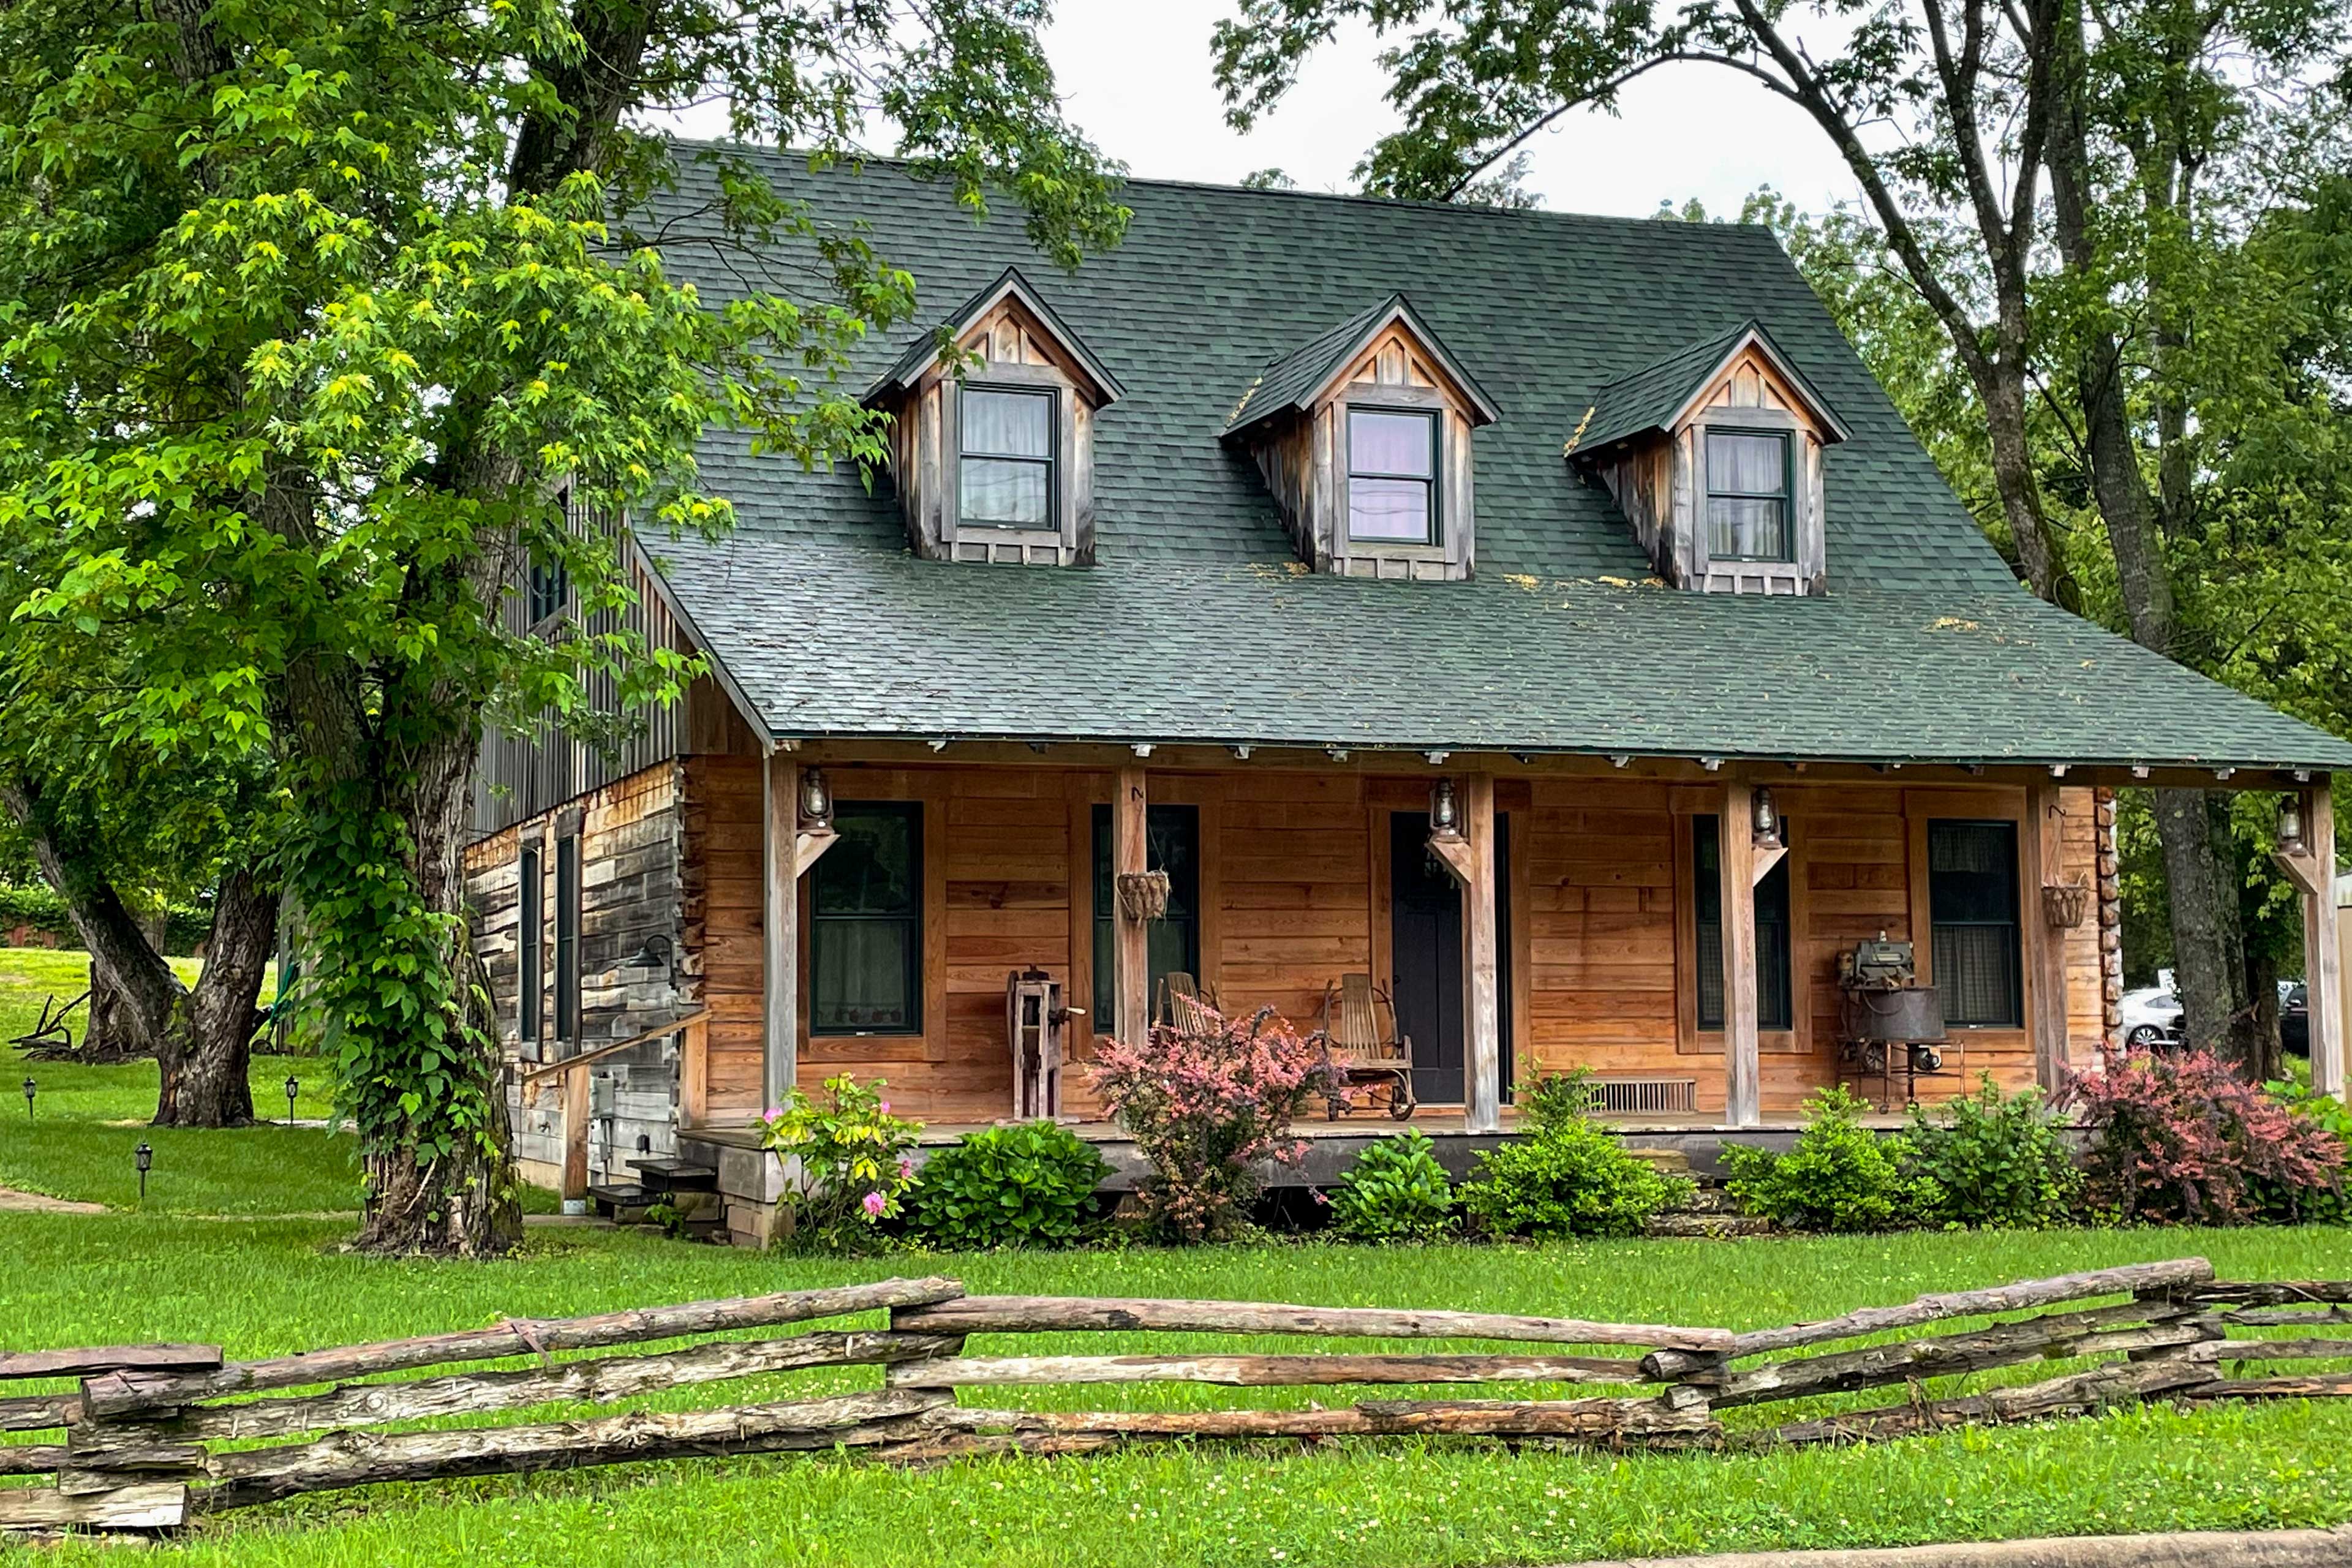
(905, 1121, 1110, 1250)
(1724, 1087, 1922, 1232)
(1516, 1067, 1598, 1133)
(1903, 1076, 2081, 1229)
(1325, 1129, 1456, 1241)
(1460, 1107, 1692, 1240)
(2258, 1075, 2352, 1224)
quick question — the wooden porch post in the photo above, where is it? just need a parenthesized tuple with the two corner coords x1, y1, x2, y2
(2309, 781, 2344, 1100)
(560, 1063, 590, 1205)
(1719, 781, 1762, 1128)
(761, 752, 799, 1114)
(2023, 781, 2070, 1091)
(1462, 774, 1502, 1134)
(1114, 767, 1149, 1048)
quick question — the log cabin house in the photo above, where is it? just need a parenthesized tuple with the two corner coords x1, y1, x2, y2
(466, 145, 2352, 1243)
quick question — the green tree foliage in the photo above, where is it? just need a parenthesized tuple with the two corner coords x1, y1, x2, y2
(0, 0, 1123, 1252)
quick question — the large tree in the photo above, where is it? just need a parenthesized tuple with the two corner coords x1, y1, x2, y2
(0, 0, 1124, 1253)
(1214, 0, 2351, 1068)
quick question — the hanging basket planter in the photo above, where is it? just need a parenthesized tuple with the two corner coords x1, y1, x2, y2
(2041, 880, 2092, 931)
(1116, 869, 1172, 924)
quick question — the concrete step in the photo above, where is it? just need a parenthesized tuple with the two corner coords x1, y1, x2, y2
(1645, 1212, 1772, 1238)
(1623, 1147, 1692, 1173)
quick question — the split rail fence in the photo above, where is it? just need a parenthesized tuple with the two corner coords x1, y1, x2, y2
(5, 1258, 2351, 1535)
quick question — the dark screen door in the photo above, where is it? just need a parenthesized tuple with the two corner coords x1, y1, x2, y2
(1389, 812, 1512, 1106)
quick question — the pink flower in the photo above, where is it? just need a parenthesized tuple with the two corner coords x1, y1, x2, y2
(861, 1190, 887, 1218)
(878, 1099, 892, 1114)
(763, 1106, 783, 1121)
(896, 1156, 916, 1180)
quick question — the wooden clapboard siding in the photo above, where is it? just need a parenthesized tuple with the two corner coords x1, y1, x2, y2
(1218, 772, 1373, 1030)
(2059, 786, 2106, 1072)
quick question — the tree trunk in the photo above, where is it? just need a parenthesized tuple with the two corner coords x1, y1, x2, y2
(154, 869, 276, 1128)
(2034, 0, 2252, 1072)
(2246, 949, 2282, 1086)
(341, 717, 521, 1258)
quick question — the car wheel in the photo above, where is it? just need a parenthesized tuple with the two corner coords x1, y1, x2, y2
(2127, 1025, 2160, 1047)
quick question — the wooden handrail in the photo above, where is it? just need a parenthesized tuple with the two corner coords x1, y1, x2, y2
(519, 1009, 712, 1088)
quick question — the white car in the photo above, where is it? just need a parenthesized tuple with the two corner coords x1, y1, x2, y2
(2117, 987, 2184, 1049)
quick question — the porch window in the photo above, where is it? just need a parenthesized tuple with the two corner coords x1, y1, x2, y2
(1929, 820, 2022, 1028)
(1347, 407, 1438, 544)
(518, 842, 543, 1050)
(553, 832, 580, 1044)
(1092, 804, 1200, 1025)
(1705, 429, 1792, 562)
(960, 386, 1056, 529)
(811, 803, 923, 1035)
(1694, 815, 1792, 1031)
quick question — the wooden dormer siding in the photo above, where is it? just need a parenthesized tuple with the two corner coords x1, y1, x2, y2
(873, 271, 1120, 568)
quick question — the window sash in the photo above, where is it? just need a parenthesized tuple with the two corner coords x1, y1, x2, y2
(810, 803, 924, 1036)
(1928, 820, 2022, 1028)
(518, 845, 542, 1046)
(960, 386, 1057, 530)
(1705, 429, 1793, 562)
(1694, 815, 1793, 1032)
(554, 835, 580, 1044)
(1346, 407, 1438, 545)
(1091, 804, 1200, 1025)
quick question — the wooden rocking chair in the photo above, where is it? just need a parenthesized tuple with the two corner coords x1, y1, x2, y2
(1156, 972, 1221, 1036)
(1316, 973, 1415, 1121)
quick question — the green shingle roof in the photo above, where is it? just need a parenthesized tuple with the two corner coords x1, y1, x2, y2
(635, 144, 2352, 772)
(1567, 320, 1846, 455)
(1224, 293, 1499, 436)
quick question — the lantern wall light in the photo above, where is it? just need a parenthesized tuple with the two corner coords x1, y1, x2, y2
(798, 766, 833, 831)
(2278, 793, 2307, 856)
(1752, 786, 1784, 850)
(1430, 777, 1462, 840)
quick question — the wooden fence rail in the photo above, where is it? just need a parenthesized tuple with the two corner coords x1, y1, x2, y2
(6, 1256, 2351, 1537)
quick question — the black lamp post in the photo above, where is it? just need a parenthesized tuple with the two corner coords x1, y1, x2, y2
(285, 1074, 300, 1126)
(134, 1141, 152, 1202)
(21, 1077, 32, 1122)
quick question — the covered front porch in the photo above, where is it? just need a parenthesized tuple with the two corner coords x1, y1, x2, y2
(678, 741, 2345, 1150)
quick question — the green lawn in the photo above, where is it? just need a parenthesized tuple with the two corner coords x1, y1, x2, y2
(0, 1219, 2346, 1564)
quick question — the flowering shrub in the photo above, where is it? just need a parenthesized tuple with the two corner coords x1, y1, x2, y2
(905, 1121, 1111, 1250)
(2260, 1075, 2352, 1224)
(1724, 1087, 1924, 1232)
(1327, 1129, 1457, 1241)
(1087, 1003, 1335, 1242)
(1902, 1076, 2081, 1229)
(2065, 1047, 2344, 1224)
(757, 1075, 922, 1251)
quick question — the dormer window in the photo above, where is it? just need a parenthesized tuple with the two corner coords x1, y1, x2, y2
(1226, 294, 1499, 581)
(1705, 429, 1793, 562)
(1567, 321, 1847, 595)
(865, 267, 1122, 567)
(960, 386, 1057, 530)
(1348, 408, 1439, 544)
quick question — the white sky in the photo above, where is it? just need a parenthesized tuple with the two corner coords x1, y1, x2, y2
(1041, 1, 1863, 219)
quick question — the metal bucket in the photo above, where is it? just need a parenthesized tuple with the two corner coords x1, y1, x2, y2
(1842, 985, 1947, 1043)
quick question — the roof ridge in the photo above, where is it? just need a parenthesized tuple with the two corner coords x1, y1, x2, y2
(655, 135, 1784, 237)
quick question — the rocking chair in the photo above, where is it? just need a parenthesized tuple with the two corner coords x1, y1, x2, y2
(1156, 972, 1221, 1036)
(1316, 973, 1415, 1121)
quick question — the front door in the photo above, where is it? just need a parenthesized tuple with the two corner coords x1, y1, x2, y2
(1389, 812, 1512, 1106)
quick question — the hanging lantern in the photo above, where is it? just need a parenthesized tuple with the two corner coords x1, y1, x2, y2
(1752, 786, 1783, 849)
(798, 766, 834, 831)
(1430, 777, 1462, 839)
(2278, 793, 2307, 856)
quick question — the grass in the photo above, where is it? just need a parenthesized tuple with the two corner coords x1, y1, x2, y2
(0, 951, 2346, 1562)
(0, 1220, 2347, 1564)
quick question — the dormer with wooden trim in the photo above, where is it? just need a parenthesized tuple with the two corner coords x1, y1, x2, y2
(1224, 295, 1501, 582)
(1566, 322, 1848, 595)
(868, 268, 1123, 567)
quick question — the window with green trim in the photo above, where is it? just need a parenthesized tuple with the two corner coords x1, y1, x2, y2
(1694, 815, 1793, 1031)
(811, 803, 923, 1035)
(1092, 804, 1200, 1024)
(1929, 820, 2022, 1028)
(1705, 429, 1793, 562)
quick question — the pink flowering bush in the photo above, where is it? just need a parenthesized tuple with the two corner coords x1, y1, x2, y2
(757, 1075, 922, 1252)
(2063, 1047, 2344, 1224)
(1088, 1003, 1336, 1242)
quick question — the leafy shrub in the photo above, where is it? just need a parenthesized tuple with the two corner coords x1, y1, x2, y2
(2260, 1077, 2352, 1224)
(1459, 1103, 1692, 1240)
(1517, 1067, 1599, 1133)
(906, 1121, 1110, 1250)
(1724, 1087, 1921, 1232)
(1327, 1129, 1457, 1241)
(1088, 1003, 1335, 1242)
(2064, 1047, 2345, 1224)
(758, 1075, 922, 1252)
(1902, 1076, 2081, 1229)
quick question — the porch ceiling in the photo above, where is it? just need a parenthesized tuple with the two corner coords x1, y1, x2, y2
(645, 537, 2352, 775)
